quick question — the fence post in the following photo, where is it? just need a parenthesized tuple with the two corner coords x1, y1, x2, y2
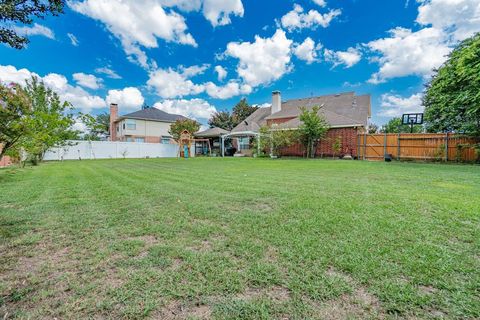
(363, 132, 367, 160)
(445, 132, 449, 162)
(384, 133, 387, 159)
(397, 133, 400, 161)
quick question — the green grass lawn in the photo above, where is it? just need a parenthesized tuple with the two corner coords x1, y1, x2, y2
(0, 158, 479, 319)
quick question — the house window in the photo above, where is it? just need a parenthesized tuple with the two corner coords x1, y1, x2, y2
(161, 136, 171, 144)
(126, 137, 134, 142)
(116, 125, 119, 132)
(238, 137, 250, 150)
(135, 137, 145, 143)
(126, 119, 136, 130)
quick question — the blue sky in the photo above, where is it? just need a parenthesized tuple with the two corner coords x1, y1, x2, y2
(0, 0, 478, 126)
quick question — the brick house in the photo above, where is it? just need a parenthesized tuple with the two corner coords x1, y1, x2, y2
(109, 104, 187, 143)
(230, 91, 371, 157)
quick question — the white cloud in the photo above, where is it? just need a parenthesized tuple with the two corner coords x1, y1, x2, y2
(158, 0, 243, 26)
(379, 93, 423, 117)
(204, 81, 251, 99)
(154, 98, 217, 121)
(202, 0, 244, 27)
(73, 73, 103, 90)
(367, 0, 480, 83)
(214, 65, 228, 81)
(13, 23, 55, 40)
(324, 47, 361, 68)
(180, 64, 210, 78)
(67, 33, 79, 46)
(417, 0, 480, 41)
(280, 4, 341, 32)
(0, 65, 106, 112)
(106, 87, 145, 109)
(147, 67, 205, 98)
(367, 27, 450, 83)
(226, 29, 293, 87)
(293, 37, 319, 64)
(311, 0, 326, 6)
(70, 0, 197, 69)
(95, 67, 122, 79)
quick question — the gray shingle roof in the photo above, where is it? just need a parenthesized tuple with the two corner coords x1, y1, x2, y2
(195, 127, 230, 137)
(116, 108, 187, 123)
(231, 92, 370, 133)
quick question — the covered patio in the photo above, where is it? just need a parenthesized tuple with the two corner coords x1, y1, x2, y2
(194, 127, 229, 156)
(221, 131, 260, 157)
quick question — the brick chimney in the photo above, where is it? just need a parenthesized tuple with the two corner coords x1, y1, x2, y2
(109, 103, 118, 141)
(272, 91, 281, 115)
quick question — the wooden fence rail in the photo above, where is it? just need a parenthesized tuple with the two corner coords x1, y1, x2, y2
(357, 133, 479, 162)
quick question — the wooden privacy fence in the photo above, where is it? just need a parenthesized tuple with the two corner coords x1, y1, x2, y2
(358, 133, 479, 162)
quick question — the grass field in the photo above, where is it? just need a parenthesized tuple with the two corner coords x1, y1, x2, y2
(0, 158, 479, 319)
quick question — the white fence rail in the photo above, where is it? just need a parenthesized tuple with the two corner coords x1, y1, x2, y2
(44, 140, 194, 161)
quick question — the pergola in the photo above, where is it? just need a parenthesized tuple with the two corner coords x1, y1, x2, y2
(220, 131, 261, 157)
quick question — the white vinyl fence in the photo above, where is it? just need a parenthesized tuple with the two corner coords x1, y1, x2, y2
(43, 140, 195, 161)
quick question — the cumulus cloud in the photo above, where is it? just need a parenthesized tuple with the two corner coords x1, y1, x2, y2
(13, 23, 55, 40)
(95, 67, 122, 79)
(379, 93, 423, 117)
(324, 47, 361, 68)
(154, 98, 217, 121)
(280, 4, 341, 32)
(147, 67, 205, 98)
(70, 0, 197, 69)
(311, 0, 326, 6)
(67, 33, 79, 46)
(293, 37, 319, 64)
(73, 73, 103, 90)
(417, 0, 480, 41)
(367, 0, 480, 83)
(202, 0, 244, 26)
(214, 65, 228, 81)
(367, 27, 450, 83)
(158, 0, 244, 26)
(0, 65, 106, 112)
(226, 29, 293, 87)
(204, 81, 252, 99)
(106, 87, 145, 109)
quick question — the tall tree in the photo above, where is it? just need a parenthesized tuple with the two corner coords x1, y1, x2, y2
(169, 119, 200, 140)
(424, 32, 480, 135)
(232, 98, 258, 124)
(0, 83, 31, 159)
(298, 106, 329, 158)
(208, 111, 236, 131)
(20, 76, 76, 164)
(0, 0, 65, 49)
(381, 117, 423, 133)
(79, 112, 110, 140)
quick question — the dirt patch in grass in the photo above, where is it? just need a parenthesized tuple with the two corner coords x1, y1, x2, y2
(312, 267, 384, 319)
(418, 285, 437, 295)
(236, 285, 291, 303)
(154, 300, 212, 320)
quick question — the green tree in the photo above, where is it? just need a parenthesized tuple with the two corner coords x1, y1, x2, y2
(19, 76, 76, 164)
(0, 83, 31, 159)
(79, 112, 110, 140)
(169, 119, 200, 140)
(381, 117, 423, 133)
(298, 106, 329, 158)
(424, 32, 480, 135)
(368, 123, 379, 134)
(255, 125, 299, 157)
(1, 0, 65, 49)
(232, 98, 258, 125)
(208, 111, 236, 131)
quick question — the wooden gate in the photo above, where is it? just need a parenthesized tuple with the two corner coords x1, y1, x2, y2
(358, 133, 479, 162)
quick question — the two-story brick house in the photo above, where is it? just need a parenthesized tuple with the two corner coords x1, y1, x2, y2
(109, 104, 187, 143)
